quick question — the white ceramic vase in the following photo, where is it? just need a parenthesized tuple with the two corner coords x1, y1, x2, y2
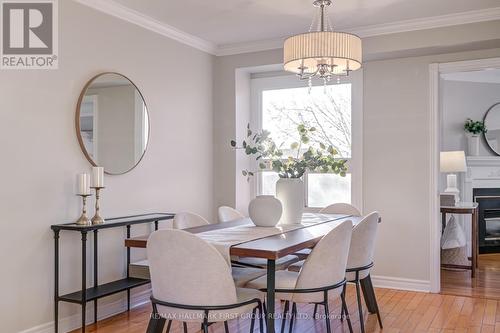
(467, 134, 480, 156)
(248, 195, 282, 227)
(276, 178, 304, 225)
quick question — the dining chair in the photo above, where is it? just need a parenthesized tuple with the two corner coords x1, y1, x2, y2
(340, 211, 382, 333)
(319, 203, 361, 216)
(172, 212, 210, 229)
(146, 229, 264, 333)
(218, 206, 245, 223)
(246, 220, 354, 333)
(292, 203, 361, 260)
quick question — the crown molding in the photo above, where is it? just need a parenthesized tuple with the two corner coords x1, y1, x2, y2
(215, 38, 285, 56)
(72, 0, 217, 55)
(216, 7, 500, 56)
(73, 0, 500, 57)
(350, 7, 500, 38)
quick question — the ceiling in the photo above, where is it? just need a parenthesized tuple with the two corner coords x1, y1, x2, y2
(112, 0, 500, 46)
(442, 69, 500, 84)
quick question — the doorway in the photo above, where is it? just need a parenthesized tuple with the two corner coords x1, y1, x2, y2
(430, 57, 500, 298)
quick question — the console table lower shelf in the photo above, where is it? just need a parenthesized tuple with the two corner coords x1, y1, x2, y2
(51, 213, 174, 333)
(58, 277, 150, 304)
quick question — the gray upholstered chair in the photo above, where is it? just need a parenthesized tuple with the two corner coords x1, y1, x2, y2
(319, 202, 361, 216)
(341, 211, 382, 333)
(218, 206, 245, 223)
(146, 229, 264, 333)
(246, 220, 354, 333)
(292, 203, 361, 260)
(172, 212, 210, 230)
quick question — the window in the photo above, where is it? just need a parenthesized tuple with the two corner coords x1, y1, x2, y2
(250, 74, 362, 209)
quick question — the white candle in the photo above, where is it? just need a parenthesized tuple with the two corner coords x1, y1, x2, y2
(77, 173, 90, 195)
(92, 167, 104, 188)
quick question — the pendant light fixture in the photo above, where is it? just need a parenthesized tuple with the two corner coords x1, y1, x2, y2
(283, 0, 362, 84)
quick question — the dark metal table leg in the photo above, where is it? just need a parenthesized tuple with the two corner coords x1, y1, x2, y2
(266, 259, 276, 333)
(93, 230, 98, 323)
(360, 275, 377, 314)
(81, 231, 88, 333)
(154, 220, 159, 231)
(126, 225, 131, 311)
(54, 230, 60, 333)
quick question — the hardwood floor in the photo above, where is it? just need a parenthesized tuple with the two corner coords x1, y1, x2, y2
(442, 254, 500, 299)
(71, 284, 500, 333)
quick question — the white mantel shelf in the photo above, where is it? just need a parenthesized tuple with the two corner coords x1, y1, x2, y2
(466, 156, 500, 167)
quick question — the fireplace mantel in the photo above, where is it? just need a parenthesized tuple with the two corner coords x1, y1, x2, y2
(464, 156, 500, 182)
(458, 156, 500, 252)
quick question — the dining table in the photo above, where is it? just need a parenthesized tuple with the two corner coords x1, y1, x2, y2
(125, 213, 379, 333)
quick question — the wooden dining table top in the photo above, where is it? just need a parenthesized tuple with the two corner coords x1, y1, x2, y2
(125, 213, 365, 260)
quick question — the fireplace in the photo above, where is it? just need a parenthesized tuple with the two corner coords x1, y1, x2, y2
(473, 187, 500, 253)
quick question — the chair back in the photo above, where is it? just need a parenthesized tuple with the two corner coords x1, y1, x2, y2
(294, 220, 352, 302)
(218, 206, 244, 223)
(320, 203, 361, 216)
(147, 229, 238, 308)
(173, 212, 210, 229)
(347, 212, 379, 275)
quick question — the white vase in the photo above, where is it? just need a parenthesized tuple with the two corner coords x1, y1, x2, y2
(248, 195, 282, 227)
(467, 134, 480, 156)
(276, 178, 304, 225)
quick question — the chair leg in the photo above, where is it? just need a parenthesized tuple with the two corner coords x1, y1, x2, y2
(250, 307, 257, 333)
(313, 303, 318, 319)
(355, 280, 366, 333)
(183, 322, 188, 333)
(202, 310, 209, 333)
(324, 292, 332, 333)
(288, 303, 297, 333)
(166, 320, 172, 333)
(281, 300, 290, 333)
(224, 321, 229, 333)
(341, 290, 353, 333)
(367, 275, 383, 329)
(340, 284, 346, 322)
(259, 303, 264, 333)
(146, 305, 166, 333)
(263, 301, 267, 329)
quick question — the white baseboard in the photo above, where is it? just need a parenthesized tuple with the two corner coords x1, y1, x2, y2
(371, 275, 431, 292)
(19, 289, 151, 333)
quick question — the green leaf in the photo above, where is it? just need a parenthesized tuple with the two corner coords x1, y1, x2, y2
(319, 142, 326, 149)
(291, 142, 299, 149)
(230, 140, 236, 147)
(259, 162, 267, 169)
(248, 171, 254, 176)
(242, 140, 247, 148)
(310, 127, 316, 131)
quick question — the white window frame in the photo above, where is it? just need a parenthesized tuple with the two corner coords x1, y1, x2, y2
(250, 71, 363, 212)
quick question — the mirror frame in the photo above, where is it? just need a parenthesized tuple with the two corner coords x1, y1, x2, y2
(75, 72, 151, 175)
(483, 102, 500, 156)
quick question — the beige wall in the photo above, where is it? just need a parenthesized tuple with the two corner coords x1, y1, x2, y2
(0, 1, 213, 332)
(213, 21, 500, 287)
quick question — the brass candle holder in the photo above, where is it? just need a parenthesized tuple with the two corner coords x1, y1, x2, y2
(76, 194, 92, 226)
(91, 186, 105, 225)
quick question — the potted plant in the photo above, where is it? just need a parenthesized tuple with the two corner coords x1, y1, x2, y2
(231, 123, 347, 224)
(464, 118, 487, 156)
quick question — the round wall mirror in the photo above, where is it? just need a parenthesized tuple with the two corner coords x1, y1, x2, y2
(484, 102, 500, 156)
(76, 73, 150, 174)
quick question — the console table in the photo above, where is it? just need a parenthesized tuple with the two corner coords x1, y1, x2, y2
(51, 213, 174, 333)
(441, 202, 479, 278)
